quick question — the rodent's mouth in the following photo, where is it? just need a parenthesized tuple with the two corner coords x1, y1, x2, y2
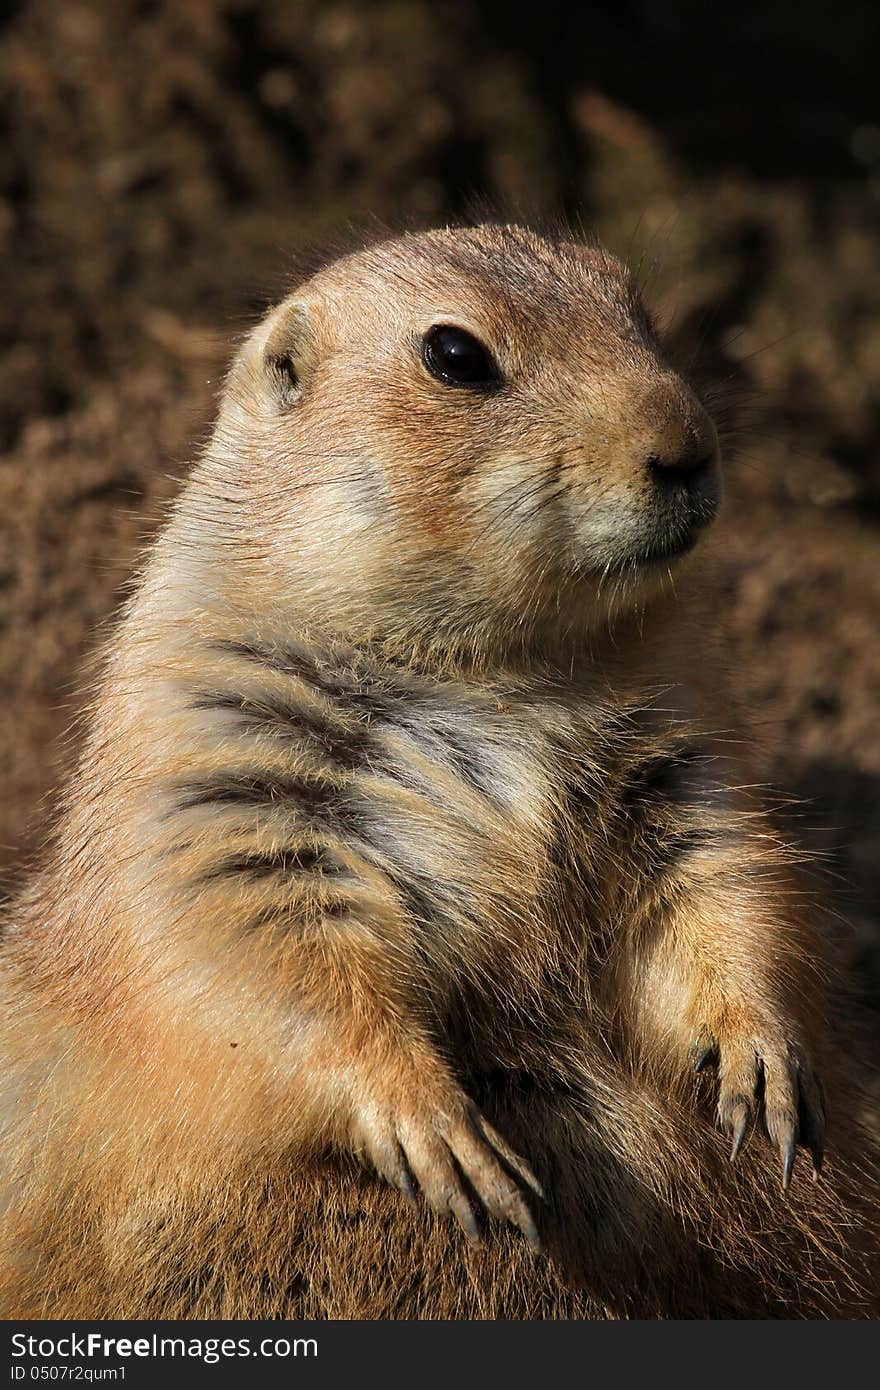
(637, 529, 700, 568)
(586, 477, 719, 580)
(599, 527, 700, 577)
(632, 479, 721, 571)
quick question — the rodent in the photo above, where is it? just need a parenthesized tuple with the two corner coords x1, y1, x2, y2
(0, 222, 877, 1318)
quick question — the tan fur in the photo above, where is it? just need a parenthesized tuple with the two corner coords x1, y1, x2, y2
(1, 224, 877, 1318)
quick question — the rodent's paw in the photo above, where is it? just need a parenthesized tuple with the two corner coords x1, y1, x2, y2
(692, 1032, 825, 1189)
(352, 1093, 544, 1250)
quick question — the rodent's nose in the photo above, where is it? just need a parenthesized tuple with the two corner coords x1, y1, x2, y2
(644, 408, 720, 520)
(647, 445, 717, 492)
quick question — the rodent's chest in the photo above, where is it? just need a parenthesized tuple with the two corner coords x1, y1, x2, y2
(166, 642, 704, 959)
(341, 682, 716, 930)
(368, 691, 556, 835)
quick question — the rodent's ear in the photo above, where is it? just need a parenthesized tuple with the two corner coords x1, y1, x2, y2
(262, 300, 321, 408)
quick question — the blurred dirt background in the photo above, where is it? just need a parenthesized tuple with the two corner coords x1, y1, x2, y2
(1, 1, 879, 1023)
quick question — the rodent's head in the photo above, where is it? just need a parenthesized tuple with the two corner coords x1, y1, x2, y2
(202, 225, 720, 660)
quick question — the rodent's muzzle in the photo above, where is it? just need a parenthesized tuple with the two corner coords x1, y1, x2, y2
(638, 391, 721, 561)
(648, 445, 720, 522)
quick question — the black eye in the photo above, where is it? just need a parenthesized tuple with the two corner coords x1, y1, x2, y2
(421, 325, 499, 388)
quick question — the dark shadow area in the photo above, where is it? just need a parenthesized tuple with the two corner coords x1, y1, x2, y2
(480, 0, 880, 181)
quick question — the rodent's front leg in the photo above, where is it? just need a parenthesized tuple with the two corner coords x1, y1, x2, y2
(691, 1024, 825, 1187)
(678, 865, 826, 1187)
(347, 1043, 543, 1249)
(623, 827, 827, 1187)
(293, 932, 543, 1249)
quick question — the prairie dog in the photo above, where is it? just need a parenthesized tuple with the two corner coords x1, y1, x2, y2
(0, 224, 876, 1318)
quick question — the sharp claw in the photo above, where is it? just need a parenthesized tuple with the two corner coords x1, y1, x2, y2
(496, 1152, 545, 1203)
(475, 1116, 546, 1201)
(781, 1135, 796, 1191)
(806, 1127, 824, 1181)
(452, 1195, 481, 1247)
(399, 1169, 418, 1205)
(520, 1168, 546, 1203)
(693, 1043, 718, 1075)
(519, 1207, 542, 1254)
(729, 1103, 749, 1162)
(797, 1087, 825, 1181)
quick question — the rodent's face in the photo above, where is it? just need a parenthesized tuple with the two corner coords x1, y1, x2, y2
(217, 226, 721, 649)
